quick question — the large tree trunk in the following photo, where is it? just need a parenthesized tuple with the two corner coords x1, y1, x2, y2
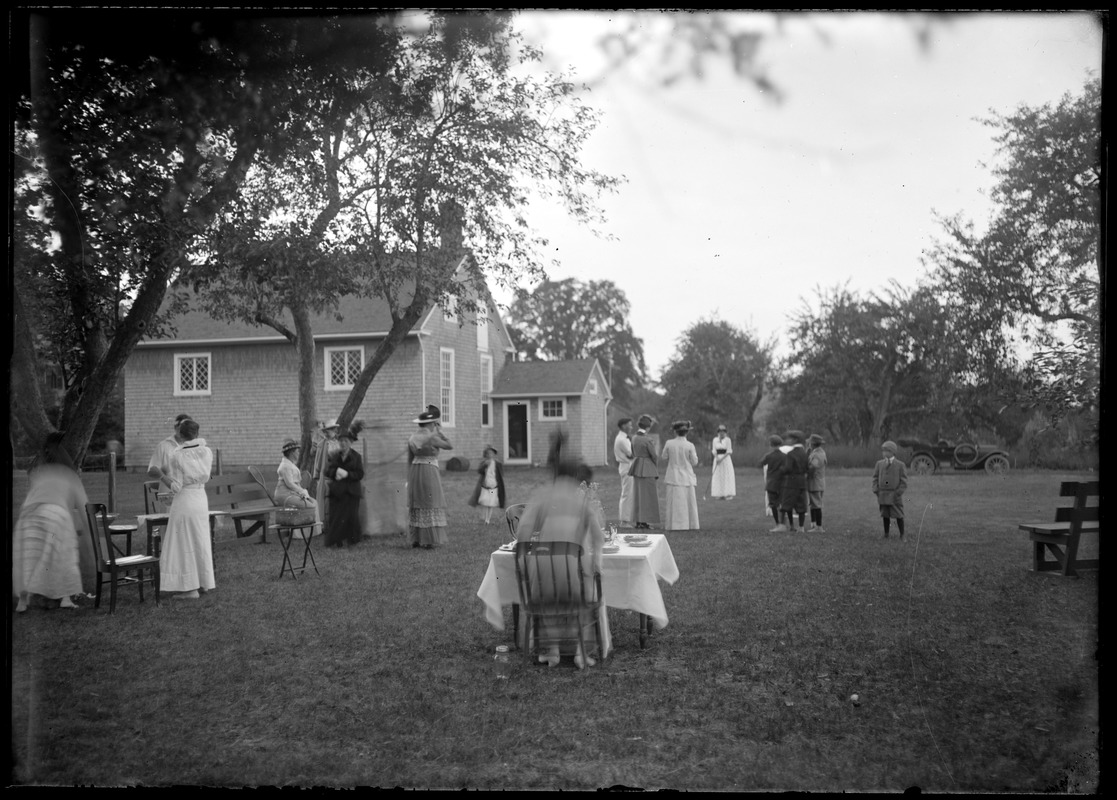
(291, 301, 320, 472)
(11, 284, 55, 449)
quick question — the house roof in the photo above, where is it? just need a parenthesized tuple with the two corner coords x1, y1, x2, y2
(138, 260, 514, 348)
(491, 358, 611, 399)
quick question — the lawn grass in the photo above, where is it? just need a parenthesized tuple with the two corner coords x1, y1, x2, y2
(9, 465, 1099, 790)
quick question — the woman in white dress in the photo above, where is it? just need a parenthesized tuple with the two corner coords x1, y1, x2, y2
(710, 424, 736, 499)
(156, 419, 214, 600)
(660, 420, 700, 531)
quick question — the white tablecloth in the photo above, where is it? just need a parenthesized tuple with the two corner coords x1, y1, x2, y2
(476, 533, 680, 631)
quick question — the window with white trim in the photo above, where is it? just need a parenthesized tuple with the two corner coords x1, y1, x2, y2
(480, 353, 493, 427)
(587, 378, 598, 395)
(476, 308, 489, 350)
(174, 353, 211, 396)
(440, 347, 455, 426)
(325, 346, 364, 391)
(540, 398, 566, 421)
(443, 295, 458, 323)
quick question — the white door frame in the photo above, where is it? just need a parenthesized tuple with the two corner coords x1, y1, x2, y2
(502, 399, 531, 465)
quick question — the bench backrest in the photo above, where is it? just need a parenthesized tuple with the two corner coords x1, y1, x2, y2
(1054, 481, 1099, 532)
(206, 471, 275, 510)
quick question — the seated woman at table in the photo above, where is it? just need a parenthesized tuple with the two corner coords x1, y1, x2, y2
(157, 419, 215, 600)
(516, 431, 607, 669)
(13, 432, 91, 612)
(275, 438, 318, 533)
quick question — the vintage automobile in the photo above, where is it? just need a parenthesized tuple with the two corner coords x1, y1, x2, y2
(895, 438, 1011, 475)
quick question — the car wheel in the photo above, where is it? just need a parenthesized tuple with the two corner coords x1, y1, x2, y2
(984, 454, 1010, 474)
(953, 443, 979, 468)
(911, 454, 936, 475)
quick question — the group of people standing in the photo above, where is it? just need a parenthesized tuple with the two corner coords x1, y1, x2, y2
(761, 430, 827, 533)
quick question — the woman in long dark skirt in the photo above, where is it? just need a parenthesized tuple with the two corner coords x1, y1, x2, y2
(325, 424, 365, 548)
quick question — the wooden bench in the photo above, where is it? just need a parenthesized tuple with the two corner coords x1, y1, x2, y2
(1019, 481, 1100, 578)
(205, 470, 281, 542)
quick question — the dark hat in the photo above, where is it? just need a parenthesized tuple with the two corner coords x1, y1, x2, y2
(173, 413, 193, 426)
(881, 440, 898, 454)
(785, 429, 805, 444)
(413, 404, 442, 425)
(768, 434, 784, 447)
(637, 414, 654, 429)
(808, 434, 825, 446)
(672, 420, 690, 434)
(281, 439, 300, 455)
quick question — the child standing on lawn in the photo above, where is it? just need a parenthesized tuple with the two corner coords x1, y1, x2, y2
(872, 440, 907, 539)
(759, 434, 785, 525)
(806, 434, 827, 532)
(468, 445, 506, 524)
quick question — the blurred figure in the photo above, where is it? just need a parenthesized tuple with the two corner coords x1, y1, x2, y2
(13, 432, 89, 612)
(325, 422, 365, 548)
(709, 424, 736, 500)
(806, 434, 828, 532)
(468, 445, 506, 524)
(407, 405, 453, 549)
(613, 417, 635, 526)
(628, 414, 660, 530)
(157, 419, 214, 600)
(311, 419, 342, 529)
(873, 440, 907, 539)
(759, 434, 785, 522)
(661, 420, 700, 531)
(517, 431, 609, 668)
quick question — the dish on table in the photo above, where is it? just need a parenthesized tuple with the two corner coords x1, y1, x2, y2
(602, 544, 620, 554)
(627, 540, 653, 548)
(623, 534, 648, 542)
(498, 542, 515, 552)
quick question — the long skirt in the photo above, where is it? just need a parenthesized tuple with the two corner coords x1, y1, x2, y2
(13, 503, 83, 600)
(408, 463, 449, 546)
(324, 492, 361, 546)
(161, 485, 215, 593)
(664, 485, 700, 531)
(710, 459, 736, 499)
(631, 476, 660, 526)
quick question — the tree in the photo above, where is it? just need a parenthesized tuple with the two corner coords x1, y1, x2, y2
(10, 10, 402, 463)
(774, 283, 981, 445)
(189, 14, 619, 467)
(923, 77, 1101, 428)
(506, 278, 646, 408)
(658, 317, 772, 446)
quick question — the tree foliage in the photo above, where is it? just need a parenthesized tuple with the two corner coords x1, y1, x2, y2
(657, 317, 771, 446)
(189, 13, 619, 466)
(923, 76, 1101, 427)
(506, 278, 646, 408)
(11, 10, 403, 461)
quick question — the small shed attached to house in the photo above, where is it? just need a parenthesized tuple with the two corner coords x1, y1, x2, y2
(490, 358, 612, 467)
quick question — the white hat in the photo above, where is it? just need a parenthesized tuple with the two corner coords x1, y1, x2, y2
(324, 419, 340, 430)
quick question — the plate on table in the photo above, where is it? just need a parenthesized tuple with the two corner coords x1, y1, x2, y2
(627, 540, 653, 548)
(498, 542, 515, 552)
(602, 544, 620, 554)
(623, 534, 648, 543)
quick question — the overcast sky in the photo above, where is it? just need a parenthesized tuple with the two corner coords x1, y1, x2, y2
(500, 10, 1103, 382)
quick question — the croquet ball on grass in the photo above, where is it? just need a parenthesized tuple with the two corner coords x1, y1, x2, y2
(850, 694, 861, 706)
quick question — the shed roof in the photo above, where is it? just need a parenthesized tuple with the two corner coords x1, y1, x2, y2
(491, 358, 610, 399)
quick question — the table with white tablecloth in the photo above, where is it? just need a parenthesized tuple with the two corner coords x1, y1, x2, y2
(476, 533, 680, 650)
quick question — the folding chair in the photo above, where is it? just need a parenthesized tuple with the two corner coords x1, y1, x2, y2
(86, 503, 161, 613)
(513, 540, 604, 668)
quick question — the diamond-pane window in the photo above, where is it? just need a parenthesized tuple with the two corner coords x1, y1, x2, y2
(174, 353, 211, 396)
(326, 347, 363, 390)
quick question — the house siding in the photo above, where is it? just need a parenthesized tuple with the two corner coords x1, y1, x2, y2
(124, 310, 513, 472)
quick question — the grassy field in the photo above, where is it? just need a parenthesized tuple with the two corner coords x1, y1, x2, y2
(9, 464, 1099, 790)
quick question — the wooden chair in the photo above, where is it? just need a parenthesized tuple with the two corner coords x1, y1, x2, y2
(505, 503, 526, 541)
(1019, 481, 1100, 578)
(513, 540, 604, 668)
(86, 503, 161, 613)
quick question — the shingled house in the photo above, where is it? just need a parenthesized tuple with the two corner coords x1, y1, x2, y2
(123, 281, 612, 470)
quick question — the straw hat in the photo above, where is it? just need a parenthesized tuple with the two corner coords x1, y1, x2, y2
(281, 439, 300, 455)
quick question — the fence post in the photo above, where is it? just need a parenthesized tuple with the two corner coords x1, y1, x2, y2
(108, 452, 117, 512)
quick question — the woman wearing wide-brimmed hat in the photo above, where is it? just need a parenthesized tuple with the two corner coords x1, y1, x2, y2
(628, 414, 660, 529)
(324, 423, 365, 548)
(407, 405, 453, 549)
(660, 420, 700, 531)
(275, 439, 316, 509)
